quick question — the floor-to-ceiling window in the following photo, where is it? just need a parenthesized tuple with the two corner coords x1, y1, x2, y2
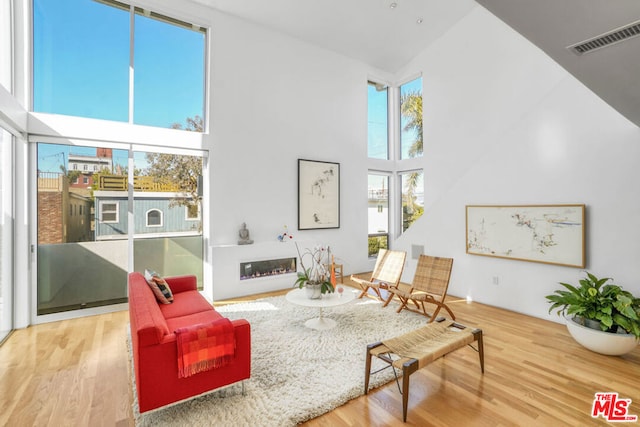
(32, 0, 208, 318)
(0, 0, 15, 342)
(367, 76, 424, 256)
(398, 77, 424, 232)
(0, 128, 13, 341)
(367, 81, 391, 257)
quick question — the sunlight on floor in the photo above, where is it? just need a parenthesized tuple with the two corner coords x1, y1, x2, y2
(216, 301, 279, 313)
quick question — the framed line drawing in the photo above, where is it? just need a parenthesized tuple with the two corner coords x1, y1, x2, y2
(298, 159, 340, 230)
(466, 204, 585, 268)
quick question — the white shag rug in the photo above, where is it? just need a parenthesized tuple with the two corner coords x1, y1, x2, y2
(132, 290, 430, 426)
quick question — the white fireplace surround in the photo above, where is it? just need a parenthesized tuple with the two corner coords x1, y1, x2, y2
(212, 241, 307, 301)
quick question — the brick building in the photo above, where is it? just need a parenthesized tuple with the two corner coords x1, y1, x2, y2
(37, 173, 93, 244)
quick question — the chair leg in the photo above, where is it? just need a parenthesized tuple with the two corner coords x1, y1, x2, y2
(443, 303, 456, 321)
(417, 301, 430, 319)
(364, 343, 377, 394)
(359, 284, 379, 299)
(427, 306, 442, 323)
(382, 291, 394, 307)
(473, 329, 485, 373)
(402, 366, 410, 422)
(395, 296, 409, 313)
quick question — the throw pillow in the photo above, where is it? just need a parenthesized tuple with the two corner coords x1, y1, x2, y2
(144, 269, 174, 304)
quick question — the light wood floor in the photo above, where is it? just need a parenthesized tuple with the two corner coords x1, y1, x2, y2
(1, 281, 639, 426)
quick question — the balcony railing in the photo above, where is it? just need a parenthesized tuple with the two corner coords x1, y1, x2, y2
(37, 172, 66, 191)
(97, 175, 185, 192)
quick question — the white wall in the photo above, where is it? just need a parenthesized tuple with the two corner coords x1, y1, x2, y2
(393, 6, 640, 322)
(204, 10, 379, 298)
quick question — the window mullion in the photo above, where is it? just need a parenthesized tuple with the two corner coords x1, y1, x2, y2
(389, 86, 400, 163)
(128, 5, 135, 124)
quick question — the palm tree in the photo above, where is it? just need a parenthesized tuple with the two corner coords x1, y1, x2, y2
(400, 90, 424, 230)
(401, 91, 423, 158)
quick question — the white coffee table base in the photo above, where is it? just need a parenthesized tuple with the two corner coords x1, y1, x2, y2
(305, 314, 336, 330)
(286, 287, 355, 330)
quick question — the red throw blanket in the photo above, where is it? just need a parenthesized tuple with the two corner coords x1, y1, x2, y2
(175, 318, 236, 378)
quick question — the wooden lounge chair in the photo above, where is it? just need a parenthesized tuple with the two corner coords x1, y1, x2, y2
(350, 248, 406, 307)
(365, 321, 484, 422)
(388, 254, 455, 322)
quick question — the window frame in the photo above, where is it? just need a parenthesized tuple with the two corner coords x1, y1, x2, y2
(99, 201, 119, 223)
(367, 171, 392, 258)
(185, 203, 200, 221)
(397, 169, 424, 234)
(27, 0, 212, 324)
(366, 74, 424, 256)
(145, 208, 163, 227)
(32, 0, 208, 131)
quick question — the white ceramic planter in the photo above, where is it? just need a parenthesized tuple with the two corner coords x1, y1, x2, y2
(305, 282, 322, 299)
(565, 316, 639, 356)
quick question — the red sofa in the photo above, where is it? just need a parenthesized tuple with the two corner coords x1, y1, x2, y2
(128, 272, 251, 412)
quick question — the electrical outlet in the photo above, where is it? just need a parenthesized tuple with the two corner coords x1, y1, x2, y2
(492, 276, 500, 285)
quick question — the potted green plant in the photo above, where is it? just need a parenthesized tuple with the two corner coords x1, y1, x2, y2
(545, 272, 640, 355)
(294, 243, 334, 299)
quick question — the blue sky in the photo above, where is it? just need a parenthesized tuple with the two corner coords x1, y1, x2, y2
(368, 77, 422, 160)
(368, 84, 388, 159)
(33, 0, 204, 129)
(34, 0, 205, 173)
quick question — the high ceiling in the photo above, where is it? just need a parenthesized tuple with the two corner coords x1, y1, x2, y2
(193, 0, 640, 127)
(478, 0, 640, 128)
(192, 0, 476, 73)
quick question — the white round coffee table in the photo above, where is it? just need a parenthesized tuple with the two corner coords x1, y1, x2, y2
(285, 286, 356, 330)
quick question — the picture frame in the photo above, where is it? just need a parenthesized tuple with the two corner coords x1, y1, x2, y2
(466, 204, 585, 268)
(298, 159, 340, 230)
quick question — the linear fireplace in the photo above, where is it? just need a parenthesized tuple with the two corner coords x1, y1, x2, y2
(240, 257, 297, 280)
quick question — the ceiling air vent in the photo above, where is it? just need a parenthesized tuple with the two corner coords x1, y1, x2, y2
(567, 19, 640, 55)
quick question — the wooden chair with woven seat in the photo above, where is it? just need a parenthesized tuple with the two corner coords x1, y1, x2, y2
(388, 254, 455, 322)
(350, 248, 407, 307)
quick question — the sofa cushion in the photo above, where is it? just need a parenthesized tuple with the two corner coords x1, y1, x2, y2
(166, 309, 224, 333)
(159, 290, 215, 319)
(144, 269, 174, 304)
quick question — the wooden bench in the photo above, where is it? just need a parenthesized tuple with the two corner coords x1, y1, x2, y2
(364, 321, 484, 422)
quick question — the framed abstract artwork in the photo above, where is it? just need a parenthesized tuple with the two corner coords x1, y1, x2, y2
(298, 159, 340, 230)
(466, 204, 586, 268)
